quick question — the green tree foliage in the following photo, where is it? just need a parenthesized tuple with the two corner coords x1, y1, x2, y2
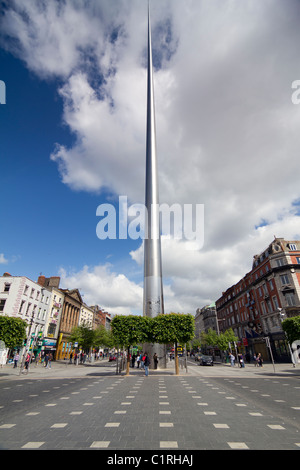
(0, 316, 27, 349)
(111, 315, 152, 375)
(69, 323, 113, 353)
(196, 328, 238, 353)
(152, 313, 195, 375)
(111, 313, 195, 375)
(282, 316, 300, 344)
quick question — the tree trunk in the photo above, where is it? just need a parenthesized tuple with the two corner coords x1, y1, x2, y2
(126, 347, 130, 376)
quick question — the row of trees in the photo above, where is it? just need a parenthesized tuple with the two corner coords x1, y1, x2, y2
(1, 314, 300, 371)
(190, 328, 238, 357)
(111, 313, 195, 375)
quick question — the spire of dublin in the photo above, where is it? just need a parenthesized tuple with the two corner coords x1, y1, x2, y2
(143, 2, 166, 369)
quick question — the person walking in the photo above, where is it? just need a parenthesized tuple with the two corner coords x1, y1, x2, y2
(13, 352, 20, 368)
(44, 353, 49, 368)
(24, 353, 30, 371)
(144, 352, 151, 376)
(238, 354, 245, 368)
(230, 353, 235, 367)
(153, 353, 158, 370)
(131, 354, 136, 368)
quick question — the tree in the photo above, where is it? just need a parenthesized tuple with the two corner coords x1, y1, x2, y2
(152, 313, 195, 375)
(111, 315, 152, 376)
(94, 325, 114, 350)
(282, 316, 300, 345)
(69, 324, 95, 353)
(217, 328, 238, 353)
(0, 316, 27, 349)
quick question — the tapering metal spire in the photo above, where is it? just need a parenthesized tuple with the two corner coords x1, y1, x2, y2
(143, 2, 166, 368)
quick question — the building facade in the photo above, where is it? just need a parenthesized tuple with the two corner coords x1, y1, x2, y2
(92, 305, 112, 331)
(0, 273, 52, 357)
(195, 303, 218, 338)
(56, 288, 83, 360)
(79, 303, 95, 329)
(216, 238, 300, 362)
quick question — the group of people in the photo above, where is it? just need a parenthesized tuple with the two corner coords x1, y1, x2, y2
(130, 352, 159, 375)
(229, 351, 263, 367)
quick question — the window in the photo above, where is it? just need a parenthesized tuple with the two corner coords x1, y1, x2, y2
(0, 299, 6, 312)
(24, 285, 29, 295)
(276, 258, 285, 267)
(4, 283, 11, 292)
(296, 257, 300, 264)
(262, 284, 268, 295)
(280, 274, 289, 285)
(269, 279, 274, 290)
(19, 300, 25, 314)
(25, 303, 31, 316)
(289, 243, 297, 251)
(272, 296, 279, 310)
(30, 288, 35, 298)
(266, 300, 272, 313)
(261, 302, 267, 315)
(285, 293, 296, 307)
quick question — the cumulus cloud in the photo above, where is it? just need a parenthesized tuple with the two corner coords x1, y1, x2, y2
(0, 254, 8, 265)
(59, 264, 143, 316)
(2, 0, 300, 313)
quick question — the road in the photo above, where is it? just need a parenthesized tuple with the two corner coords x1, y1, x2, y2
(0, 360, 299, 452)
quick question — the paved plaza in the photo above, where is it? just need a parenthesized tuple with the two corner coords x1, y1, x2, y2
(0, 359, 299, 455)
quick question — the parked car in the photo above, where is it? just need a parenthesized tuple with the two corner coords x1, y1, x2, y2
(199, 355, 213, 366)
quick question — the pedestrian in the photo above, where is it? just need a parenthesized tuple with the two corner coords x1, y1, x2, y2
(69, 352, 73, 364)
(24, 353, 30, 370)
(131, 354, 136, 368)
(230, 353, 235, 367)
(13, 352, 20, 368)
(253, 353, 257, 366)
(257, 353, 263, 367)
(153, 353, 158, 369)
(137, 354, 140, 368)
(44, 353, 49, 368)
(143, 352, 151, 376)
(238, 354, 245, 368)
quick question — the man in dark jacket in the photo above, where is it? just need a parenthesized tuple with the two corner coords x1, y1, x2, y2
(144, 353, 151, 376)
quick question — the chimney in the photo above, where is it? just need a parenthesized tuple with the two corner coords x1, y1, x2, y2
(37, 275, 46, 286)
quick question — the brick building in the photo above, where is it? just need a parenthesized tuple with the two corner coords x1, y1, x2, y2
(216, 238, 300, 362)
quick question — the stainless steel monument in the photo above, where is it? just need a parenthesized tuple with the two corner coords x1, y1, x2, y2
(143, 2, 166, 369)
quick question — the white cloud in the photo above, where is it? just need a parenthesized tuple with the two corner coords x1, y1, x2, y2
(2, 0, 300, 313)
(0, 254, 8, 265)
(59, 264, 143, 316)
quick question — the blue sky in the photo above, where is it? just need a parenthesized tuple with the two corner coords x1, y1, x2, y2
(0, 47, 142, 308)
(1, 0, 300, 315)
